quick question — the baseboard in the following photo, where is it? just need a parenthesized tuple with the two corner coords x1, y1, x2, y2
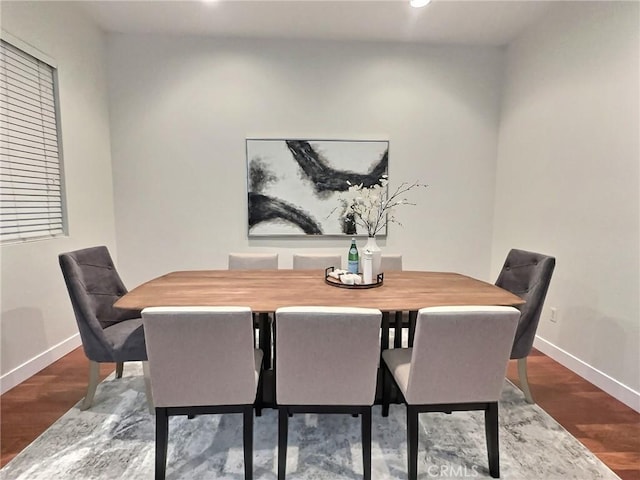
(534, 335, 640, 413)
(0, 333, 81, 395)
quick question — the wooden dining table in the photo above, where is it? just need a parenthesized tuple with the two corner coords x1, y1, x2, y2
(116, 269, 523, 406)
(115, 269, 523, 312)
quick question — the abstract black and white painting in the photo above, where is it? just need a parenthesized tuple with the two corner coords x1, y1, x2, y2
(246, 139, 389, 236)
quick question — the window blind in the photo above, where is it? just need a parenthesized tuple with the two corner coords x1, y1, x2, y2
(0, 38, 65, 243)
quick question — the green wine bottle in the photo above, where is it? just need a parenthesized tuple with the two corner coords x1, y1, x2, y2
(347, 238, 359, 274)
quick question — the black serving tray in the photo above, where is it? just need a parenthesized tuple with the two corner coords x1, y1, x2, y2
(324, 266, 384, 289)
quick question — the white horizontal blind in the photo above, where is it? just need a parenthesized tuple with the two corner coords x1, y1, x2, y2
(1, 39, 65, 243)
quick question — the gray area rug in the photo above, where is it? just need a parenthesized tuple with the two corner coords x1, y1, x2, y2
(1, 362, 620, 480)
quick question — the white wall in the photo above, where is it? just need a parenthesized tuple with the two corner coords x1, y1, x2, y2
(107, 35, 505, 286)
(493, 1, 640, 407)
(0, 2, 118, 390)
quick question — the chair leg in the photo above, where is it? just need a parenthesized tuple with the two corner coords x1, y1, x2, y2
(255, 352, 265, 417)
(485, 402, 500, 478)
(407, 406, 419, 480)
(80, 361, 100, 410)
(142, 361, 155, 414)
(382, 364, 391, 417)
(155, 407, 169, 480)
(278, 408, 288, 480)
(255, 379, 263, 418)
(115, 361, 124, 379)
(243, 406, 253, 480)
(517, 357, 535, 404)
(362, 407, 372, 480)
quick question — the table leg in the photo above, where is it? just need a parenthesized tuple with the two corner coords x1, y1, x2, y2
(259, 313, 272, 370)
(408, 311, 417, 347)
(394, 311, 403, 348)
(381, 312, 390, 351)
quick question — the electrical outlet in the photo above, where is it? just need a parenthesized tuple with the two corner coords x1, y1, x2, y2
(550, 307, 558, 323)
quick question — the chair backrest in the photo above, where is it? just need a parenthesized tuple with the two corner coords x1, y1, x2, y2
(292, 253, 342, 270)
(406, 306, 520, 405)
(59, 246, 139, 361)
(275, 306, 382, 406)
(228, 253, 278, 270)
(495, 249, 555, 359)
(142, 306, 259, 408)
(380, 254, 403, 272)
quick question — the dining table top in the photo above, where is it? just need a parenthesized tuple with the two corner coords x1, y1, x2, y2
(114, 269, 524, 313)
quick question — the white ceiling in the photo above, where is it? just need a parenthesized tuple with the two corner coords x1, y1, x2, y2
(79, 0, 553, 46)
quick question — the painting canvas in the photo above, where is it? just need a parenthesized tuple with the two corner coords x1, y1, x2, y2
(246, 139, 389, 236)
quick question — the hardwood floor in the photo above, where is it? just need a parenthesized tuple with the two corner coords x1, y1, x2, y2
(506, 350, 640, 480)
(1, 347, 639, 479)
(1, 348, 114, 467)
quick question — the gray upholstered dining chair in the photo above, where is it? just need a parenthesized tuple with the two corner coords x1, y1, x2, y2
(380, 253, 403, 272)
(495, 248, 556, 403)
(59, 245, 150, 411)
(378, 254, 408, 348)
(142, 306, 263, 480)
(360, 253, 402, 274)
(292, 253, 342, 270)
(228, 252, 278, 368)
(382, 306, 520, 480)
(228, 252, 279, 270)
(275, 306, 382, 480)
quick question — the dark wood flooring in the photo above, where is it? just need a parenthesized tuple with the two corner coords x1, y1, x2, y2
(1, 347, 639, 478)
(506, 350, 639, 480)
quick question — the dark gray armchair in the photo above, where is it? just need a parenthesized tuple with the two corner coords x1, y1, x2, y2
(495, 248, 555, 403)
(59, 245, 149, 410)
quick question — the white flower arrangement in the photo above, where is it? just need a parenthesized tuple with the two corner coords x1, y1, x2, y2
(333, 175, 427, 237)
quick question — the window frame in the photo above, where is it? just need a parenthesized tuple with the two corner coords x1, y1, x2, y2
(0, 30, 67, 244)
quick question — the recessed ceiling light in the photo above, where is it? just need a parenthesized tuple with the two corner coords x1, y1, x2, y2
(410, 0, 431, 8)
